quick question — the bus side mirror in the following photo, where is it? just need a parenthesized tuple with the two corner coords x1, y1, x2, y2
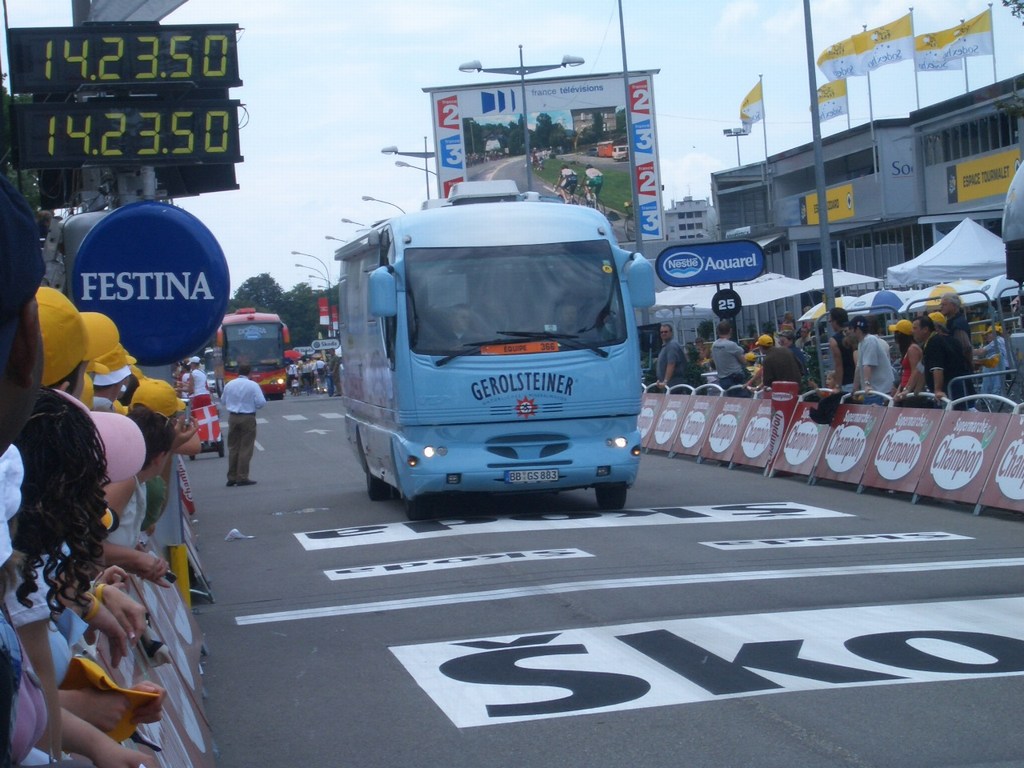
(368, 266, 398, 317)
(625, 254, 655, 308)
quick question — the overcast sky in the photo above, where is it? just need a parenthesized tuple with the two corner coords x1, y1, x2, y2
(5, 1, 1024, 292)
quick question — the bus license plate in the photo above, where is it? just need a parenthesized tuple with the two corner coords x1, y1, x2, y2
(505, 469, 559, 484)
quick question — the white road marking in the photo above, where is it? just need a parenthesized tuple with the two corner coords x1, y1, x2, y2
(392, 596, 1024, 727)
(320, 413, 344, 419)
(282, 414, 308, 421)
(701, 531, 972, 550)
(325, 549, 592, 581)
(235, 557, 1024, 626)
(295, 503, 852, 551)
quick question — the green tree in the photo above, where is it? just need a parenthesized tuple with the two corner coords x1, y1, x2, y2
(278, 282, 322, 347)
(230, 273, 283, 312)
(1004, 1, 1024, 19)
(533, 113, 553, 149)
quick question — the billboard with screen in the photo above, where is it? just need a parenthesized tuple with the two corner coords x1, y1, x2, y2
(424, 70, 664, 240)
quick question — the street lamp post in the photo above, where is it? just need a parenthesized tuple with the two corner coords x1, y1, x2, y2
(324, 235, 348, 244)
(361, 195, 406, 214)
(340, 217, 366, 227)
(382, 138, 436, 200)
(722, 126, 751, 167)
(291, 250, 331, 280)
(396, 160, 438, 179)
(459, 47, 584, 193)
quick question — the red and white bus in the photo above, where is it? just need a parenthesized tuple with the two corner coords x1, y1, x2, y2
(217, 308, 290, 400)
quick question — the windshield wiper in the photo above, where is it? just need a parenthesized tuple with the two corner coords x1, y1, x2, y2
(434, 339, 515, 367)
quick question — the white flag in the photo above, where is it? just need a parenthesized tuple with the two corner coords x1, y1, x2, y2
(740, 81, 763, 126)
(817, 36, 863, 82)
(915, 32, 963, 72)
(915, 9, 992, 71)
(817, 80, 848, 123)
(855, 13, 914, 73)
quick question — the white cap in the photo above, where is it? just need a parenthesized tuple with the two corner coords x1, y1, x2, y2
(189, 356, 201, 364)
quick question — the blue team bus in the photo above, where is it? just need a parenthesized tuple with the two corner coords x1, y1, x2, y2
(336, 182, 655, 519)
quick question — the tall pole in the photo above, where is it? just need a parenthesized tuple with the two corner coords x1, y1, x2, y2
(803, 0, 836, 309)
(618, 0, 642, 251)
(422, 136, 431, 199)
(519, 45, 533, 193)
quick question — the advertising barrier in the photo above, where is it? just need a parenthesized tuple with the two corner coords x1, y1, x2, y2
(730, 399, 775, 470)
(699, 398, 754, 464)
(813, 404, 888, 489)
(768, 403, 831, 478)
(914, 410, 1012, 507)
(860, 408, 945, 496)
(979, 413, 1024, 514)
(672, 396, 722, 458)
(646, 386, 1024, 517)
(638, 390, 664, 450)
(647, 394, 692, 454)
(766, 381, 800, 466)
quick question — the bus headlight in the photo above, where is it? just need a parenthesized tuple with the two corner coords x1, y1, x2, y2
(606, 436, 628, 449)
(422, 446, 448, 459)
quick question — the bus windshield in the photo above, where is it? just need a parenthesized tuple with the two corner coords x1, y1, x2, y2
(405, 239, 627, 356)
(222, 322, 286, 368)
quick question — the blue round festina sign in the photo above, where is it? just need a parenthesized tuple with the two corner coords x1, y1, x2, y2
(72, 202, 230, 366)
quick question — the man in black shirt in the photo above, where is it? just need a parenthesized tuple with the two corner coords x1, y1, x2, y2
(912, 314, 972, 406)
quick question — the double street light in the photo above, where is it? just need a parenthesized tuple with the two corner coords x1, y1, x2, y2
(459, 47, 584, 193)
(292, 250, 332, 286)
(382, 139, 436, 200)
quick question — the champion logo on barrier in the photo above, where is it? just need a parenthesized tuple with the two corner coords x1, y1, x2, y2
(995, 439, 1024, 500)
(708, 413, 739, 453)
(638, 404, 656, 436)
(875, 429, 923, 481)
(679, 411, 707, 448)
(654, 408, 679, 444)
(930, 434, 985, 490)
(783, 420, 821, 465)
(741, 415, 771, 456)
(825, 424, 868, 473)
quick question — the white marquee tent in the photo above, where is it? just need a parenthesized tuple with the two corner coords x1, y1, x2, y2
(653, 272, 805, 310)
(886, 218, 1006, 287)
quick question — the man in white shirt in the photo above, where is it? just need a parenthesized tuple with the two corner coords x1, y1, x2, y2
(850, 315, 894, 405)
(221, 364, 267, 486)
(187, 355, 211, 408)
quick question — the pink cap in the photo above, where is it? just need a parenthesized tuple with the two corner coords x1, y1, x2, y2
(52, 390, 144, 482)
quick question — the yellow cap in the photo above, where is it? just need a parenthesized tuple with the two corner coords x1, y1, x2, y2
(756, 334, 774, 347)
(745, 351, 757, 362)
(37, 287, 109, 386)
(928, 311, 947, 327)
(79, 312, 120, 360)
(888, 319, 913, 335)
(130, 378, 185, 418)
(91, 343, 136, 386)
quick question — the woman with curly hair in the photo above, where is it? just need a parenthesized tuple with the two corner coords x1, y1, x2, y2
(9, 389, 157, 765)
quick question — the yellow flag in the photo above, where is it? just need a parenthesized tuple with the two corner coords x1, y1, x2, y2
(817, 36, 863, 81)
(855, 13, 914, 72)
(740, 81, 763, 125)
(817, 80, 848, 123)
(915, 8, 992, 71)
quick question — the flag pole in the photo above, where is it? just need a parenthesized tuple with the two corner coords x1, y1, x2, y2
(759, 74, 771, 220)
(910, 7, 920, 110)
(961, 19, 970, 92)
(989, 4, 997, 83)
